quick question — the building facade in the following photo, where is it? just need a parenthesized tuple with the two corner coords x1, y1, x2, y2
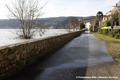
(102, 1, 120, 22)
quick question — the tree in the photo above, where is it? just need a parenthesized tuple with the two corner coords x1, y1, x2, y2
(96, 11, 103, 27)
(65, 17, 72, 32)
(103, 21, 107, 27)
(6, 0, 45, 39)
(70, 17, 79, 31)
(118, 13, 120, 26)
(111, 10, 119, 26)
(110, 10, 119, 29)
(110, 19, 114, 29)
(93, 20, 99, 32)
(80, 22, 85, 30)
(89, 25, 93, 32)
(37, 22, 48, 36)
(101, 20, 111, 27)
(107, 20, 111, 26)
(96, 11, 103, 21)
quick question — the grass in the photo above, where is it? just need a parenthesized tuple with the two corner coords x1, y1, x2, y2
(93, 33, 120, 62)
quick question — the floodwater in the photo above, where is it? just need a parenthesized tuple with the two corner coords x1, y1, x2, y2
(11, 31, 114, 80)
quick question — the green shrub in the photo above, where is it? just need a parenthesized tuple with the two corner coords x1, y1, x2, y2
(102, 29, 108, 35)
(108, 31, 114, 37)
(98, 29, 120, 38)
(103, 21, 107, 27)
(107, 29, 111, 32)
(101, 21, 111, 27)
(115, 33, 120, 39)
(110, 19, 114, 27)
(98, 29, 102, 34)
(107, 21, 111, 26)
(110, 29, 120, 37)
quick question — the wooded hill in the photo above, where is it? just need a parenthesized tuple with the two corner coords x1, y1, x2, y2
(0, 16, 96, 29)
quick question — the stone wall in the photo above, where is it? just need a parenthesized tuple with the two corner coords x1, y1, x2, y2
(0, 31, 83, 79)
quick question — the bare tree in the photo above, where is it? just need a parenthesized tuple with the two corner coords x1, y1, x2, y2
(70, 17, 79, 31)
(111, 10, 119, 27)
(65, 17, 72, 32)
(6, 0, 46, 39)
(37, 22, 48, 36)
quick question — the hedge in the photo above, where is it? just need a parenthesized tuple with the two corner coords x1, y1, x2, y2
(115, 33, 120, 39)
(97, 29, 120, 39)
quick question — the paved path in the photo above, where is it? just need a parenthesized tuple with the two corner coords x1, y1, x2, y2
(12, 32, 120, 80)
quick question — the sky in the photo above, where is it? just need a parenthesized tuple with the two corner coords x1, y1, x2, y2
(0, 0, 119, 19)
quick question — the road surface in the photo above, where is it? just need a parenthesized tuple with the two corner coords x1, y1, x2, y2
(11, 31, 120, 80)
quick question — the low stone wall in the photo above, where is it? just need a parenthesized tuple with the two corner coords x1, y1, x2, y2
(0, 31, 83, 79)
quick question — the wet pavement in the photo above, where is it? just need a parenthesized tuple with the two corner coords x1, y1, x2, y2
(12, 31, 115, 80)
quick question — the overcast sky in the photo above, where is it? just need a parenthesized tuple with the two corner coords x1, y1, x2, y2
(0, 0, 119, 19)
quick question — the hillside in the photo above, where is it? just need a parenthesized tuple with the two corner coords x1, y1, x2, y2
(0, 16, 96, 29)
